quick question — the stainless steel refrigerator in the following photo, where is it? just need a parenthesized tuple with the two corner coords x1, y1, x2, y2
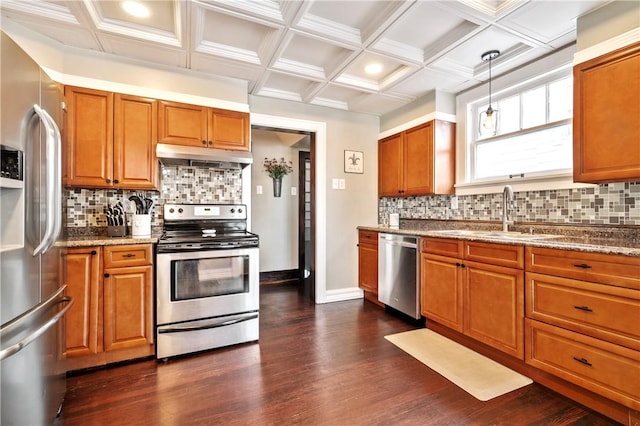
(0, 31, 72, 425)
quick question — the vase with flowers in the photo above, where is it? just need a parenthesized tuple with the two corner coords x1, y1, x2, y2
(263, 157, 293, 197)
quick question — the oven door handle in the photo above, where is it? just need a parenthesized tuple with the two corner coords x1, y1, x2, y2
(158, 313, 258, 334)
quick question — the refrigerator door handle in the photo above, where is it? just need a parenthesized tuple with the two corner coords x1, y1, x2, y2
(0, 285, 73, 361)
(31, 105, 61, 255)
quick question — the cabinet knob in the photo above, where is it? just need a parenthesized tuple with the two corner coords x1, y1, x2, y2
(104, 273, 110, 278)
(202, 140, 207, 145)
(106, 178, 111, 183)
(208, 140, 213, 146)
(113, 179, 119, 184)
(91, 250, 97, 256)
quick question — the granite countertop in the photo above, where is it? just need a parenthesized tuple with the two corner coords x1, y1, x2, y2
(358, 221, 640, 257)
(57, 227, 161, 247)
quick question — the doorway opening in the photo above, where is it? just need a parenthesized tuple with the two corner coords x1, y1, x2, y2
(251, 126, 314, 301)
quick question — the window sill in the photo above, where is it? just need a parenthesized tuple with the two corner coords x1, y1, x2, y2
(454, 174, 596, 196)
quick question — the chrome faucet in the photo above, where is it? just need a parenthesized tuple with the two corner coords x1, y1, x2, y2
(502, 185, 515, 232)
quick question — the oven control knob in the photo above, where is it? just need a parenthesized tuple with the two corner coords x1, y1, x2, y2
(169, 208, 175, 213)
(238, 208, 243, 213)
(178, 208, 184, 213)
(230, 208, 235, 213)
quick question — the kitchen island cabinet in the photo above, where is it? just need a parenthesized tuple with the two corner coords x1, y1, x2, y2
(64, 86, 158, 189)
(63, 244, 154, 371)
(421, 238, 525, 359)
(158, 100, 250, 151)
(573, 41, 640, 183)
(378, 120, 455, 197)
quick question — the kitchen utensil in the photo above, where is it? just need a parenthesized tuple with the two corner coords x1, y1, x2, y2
(144, 198, 154, 214)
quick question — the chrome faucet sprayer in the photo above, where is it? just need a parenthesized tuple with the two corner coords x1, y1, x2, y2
(502, 185, 515, 232)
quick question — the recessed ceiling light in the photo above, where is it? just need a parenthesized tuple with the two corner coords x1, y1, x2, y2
(364, 62, 383, 75)
(122, 1, 150, 18)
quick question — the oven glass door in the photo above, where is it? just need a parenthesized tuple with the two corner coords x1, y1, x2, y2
(172, 256, 249, 301)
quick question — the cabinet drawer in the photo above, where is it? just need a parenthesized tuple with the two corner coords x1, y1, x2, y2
(526, 319, 640, 410)
(526, 247, 640, 290)
(526, 272, 640, 350)
(464, 241, 523, 269)
(421, 238, 463, 257)
(358, 230, 378, 246)
(104, 244, 153, 268)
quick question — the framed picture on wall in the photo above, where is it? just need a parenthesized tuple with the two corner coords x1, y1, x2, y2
(344, 150, 364, 174)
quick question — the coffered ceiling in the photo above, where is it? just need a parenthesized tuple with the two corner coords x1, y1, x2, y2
(1, 0, 610, 116)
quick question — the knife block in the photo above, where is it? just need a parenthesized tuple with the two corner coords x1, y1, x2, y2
(107, 225, 127, 237)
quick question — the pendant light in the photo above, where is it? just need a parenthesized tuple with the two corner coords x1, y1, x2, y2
(480, 50, 500, 135)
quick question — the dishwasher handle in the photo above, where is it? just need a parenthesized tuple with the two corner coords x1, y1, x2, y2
(379, 233, 418, 248)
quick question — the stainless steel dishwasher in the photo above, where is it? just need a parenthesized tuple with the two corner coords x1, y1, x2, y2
(378, 233, 420, 319)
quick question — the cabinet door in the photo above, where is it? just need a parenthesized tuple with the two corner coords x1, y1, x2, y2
(421, 253, 463, 332)
(404, 122, 433, 195)
(158, 100, 208, 147)
(573, 42, 640, 183)
(208, 108, 250, 151)
(378, 133, 403, 197)
(114, 94, 158, 189)
(65, 86, 113, 187)
(64, 247, 102, 357)
(358, 243, 378, 294)
(103, 265, 154, 352)
(464, 260, 525, 359)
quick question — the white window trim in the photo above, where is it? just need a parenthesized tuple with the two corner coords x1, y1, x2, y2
(455, 43, 597, 195)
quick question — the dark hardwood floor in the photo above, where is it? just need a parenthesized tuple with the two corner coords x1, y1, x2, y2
(60, 283, 618, 425)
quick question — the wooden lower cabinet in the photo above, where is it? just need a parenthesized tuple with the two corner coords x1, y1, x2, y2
(63, 244, 154, 371)
(526, 318, 640, 411)
(358, 230, 380, 304)
(421, 238, 524, 359)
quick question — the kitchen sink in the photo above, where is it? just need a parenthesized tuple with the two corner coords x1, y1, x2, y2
(428, 229, 562, 240)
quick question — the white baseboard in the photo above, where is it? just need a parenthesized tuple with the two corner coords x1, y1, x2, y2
(319, 287, 364, 304)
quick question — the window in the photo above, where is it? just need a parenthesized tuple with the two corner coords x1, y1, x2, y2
(469, 72, 573, 183)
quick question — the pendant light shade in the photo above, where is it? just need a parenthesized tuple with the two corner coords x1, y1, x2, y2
(480, 50, 500, 135)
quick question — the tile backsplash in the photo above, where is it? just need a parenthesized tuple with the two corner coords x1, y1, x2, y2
(379, 182, 640, 226)
(64, 165, 243, 228)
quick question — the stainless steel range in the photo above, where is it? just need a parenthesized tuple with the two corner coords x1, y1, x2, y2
(155, 204, 259, 359)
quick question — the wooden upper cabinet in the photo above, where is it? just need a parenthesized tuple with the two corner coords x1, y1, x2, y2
(64, 86, 158, 189)
(114, 94, 158, 189)
(209, 108, 250, 150)
(65, 86, 113, 188)
(573, 42, 640, 183)
(158, 100, 250, 151)
(378, 120, 455, 197)
(378, 133, 403, 197)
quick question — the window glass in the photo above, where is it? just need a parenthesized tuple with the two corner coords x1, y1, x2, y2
(522, 86, 546, 128)
(548, 76, 573, 122)
(497, 95, 520, 134)
(469, 72, 573, 183)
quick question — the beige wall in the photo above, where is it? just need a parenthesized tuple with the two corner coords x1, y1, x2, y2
(576, 1, 640, 50)
(250, 95, 379, 292)
(251, 131, 306, 273)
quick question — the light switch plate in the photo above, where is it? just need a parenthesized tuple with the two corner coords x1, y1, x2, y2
(291, 187, 297, 196)
(256, 185, 263, 195)
(338, 179, 345, 189)
(450, 195, 458, 209)
(332, 178, 339, 189)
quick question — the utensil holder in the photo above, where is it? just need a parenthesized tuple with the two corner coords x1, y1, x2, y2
(131, 214, 151, 238)
(107, 225, 127, 237)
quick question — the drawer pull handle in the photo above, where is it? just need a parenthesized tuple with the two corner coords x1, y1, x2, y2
(573, 263, 592, 269)
(573, 305, 593, 312)
(122, 253, 135, 258)
(573, 357, 592, 367)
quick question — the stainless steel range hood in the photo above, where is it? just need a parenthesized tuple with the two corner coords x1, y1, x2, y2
(156, 143, 253, 169)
